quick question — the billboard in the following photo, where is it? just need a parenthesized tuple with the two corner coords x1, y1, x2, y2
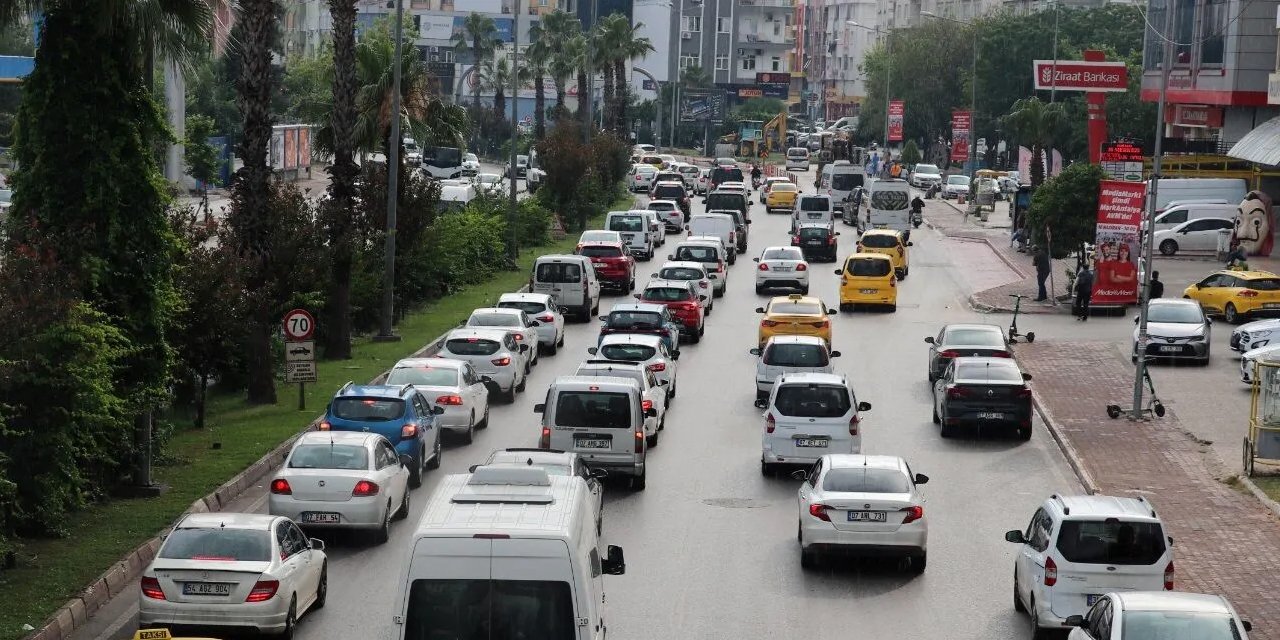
(679, 90, 725, 124)
(950, 110, 971, 163)
(452, 16, 517, 44)
(887, 100, 904, 142)
(755, 72, 790, 99)
(1032, 60, 1128, 92)
(1090, 180, 1145, 306)
(1099, 141, 1144, 181)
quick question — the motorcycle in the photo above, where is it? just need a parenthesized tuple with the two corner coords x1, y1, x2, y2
(910, 206, 923, 228)
(751, 175, 763, 190)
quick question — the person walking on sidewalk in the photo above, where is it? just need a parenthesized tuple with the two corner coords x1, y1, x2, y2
(1149, 271, 1164, 299)
(1073, 263, 1094, 320)
(1033, 245, 1051, 301)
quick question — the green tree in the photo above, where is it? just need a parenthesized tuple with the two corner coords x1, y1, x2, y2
(525, 21, 551, 138)
(540, 10, 580, 119)
(857, 20, 970, 145)
(1025, 162, 1105, 256)
(1001, 97, 1067, 187)
(595, 13, 653, 133)
(568, 34, 591, 122)
(322, 0, 360, 360)
(482, 54, 513, 122)
(451, 13, 501, 110)
(185, 114, 223, 219)
(280, 43, 334, 125)
(901, 139, 922, 166)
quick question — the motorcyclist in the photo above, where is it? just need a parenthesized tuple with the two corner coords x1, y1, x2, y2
(910, 195, 925, 214)
(750, 163, 763, 185)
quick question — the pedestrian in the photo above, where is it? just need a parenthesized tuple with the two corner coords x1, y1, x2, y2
(1073, 263, 1094, 321)
(1149, 271, 1164, 299)
(1033, 245, 1051, 301)
(1010, 226, 1026, 250)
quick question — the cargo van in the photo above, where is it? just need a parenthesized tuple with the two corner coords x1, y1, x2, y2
(605, 211, 655, 260)
(785, 147, 810, 171)
(866, 178, 912, 234)
(397, 467, 625, 640)
(686, 214, 738, 263)
(793, 194, 836, 231)
(1150, 178, 1246, 211)
(1152, 202, 1239, 231)
(819, 161, 866, 205)
(535, 376, 655, 489)
(530, 255, 601, 321)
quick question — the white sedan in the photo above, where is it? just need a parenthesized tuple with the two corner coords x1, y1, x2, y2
(1154, 217, 1234, 256)
(139, 513, 328, 636)
(385, 357, 491, 441)
(497, 292, 566, 354)
(652, 261, 713, 312)
(268, 431, 411, 542)
(461, 152, 480, 176)
(942, 175, 970, 199)
(588, 332, 679, 398)
(1240, 343, 1280, 384)
(797, 454, 929, 572)
(754, 246, 809, 294)
(465, 307, 541, 369)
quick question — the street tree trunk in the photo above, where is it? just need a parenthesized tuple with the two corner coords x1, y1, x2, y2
(322, 0, 358, 360)
(1030, 144, 1045, 187)
(554, 78, 567, 118)
(534, 74, 546, 138)
(576, 71, 588, 123)
(494, 86, 506, 124)
(600, 63, 614, 131)
(614, 61, 627, 134)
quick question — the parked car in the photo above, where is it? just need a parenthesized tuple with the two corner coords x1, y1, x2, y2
(942, 174, 971, 199)
(1065, 592, 1250, 640)
(908, 163, 942, 188)
(1133, 298, 1211, 365)
(1154, 218, 1234, 256)
(1231, 318, 1280, 352)
(1183, 270, 1280, 324)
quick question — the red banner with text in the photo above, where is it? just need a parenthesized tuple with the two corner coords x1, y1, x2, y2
(1090, 180, 1145, 306)
(950, 111, 971, 163)
(887, 100, 904, 142)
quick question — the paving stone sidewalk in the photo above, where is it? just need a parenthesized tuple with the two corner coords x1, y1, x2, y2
(1021, 339, 1280, 636)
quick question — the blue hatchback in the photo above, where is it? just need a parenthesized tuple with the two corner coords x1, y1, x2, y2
(321, 383, 443, 487)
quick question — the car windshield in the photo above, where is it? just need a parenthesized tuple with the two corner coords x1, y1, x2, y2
(870, 190, 909, 210)
(444, 338, 501, 356)
(635, 166, 656, 175)
(385, 366, 460, 386)
(1121, 612, 1242, 640)
(774, 384, 851, 417)
(1055, 520, 1167, 565)
(607, 311, 663, 329)
(764, 343, 829, 367)
(712, 167, 744, 183)
(798, 227, 829, 240)
(675, 246, 717, 262)
(535, 262, 581, 283)
(599, 343, 657, 361)
(498, 301, 546, 315)
(1246, 278, 1280, 291)
(955, 363, 1023, 382)
(289, 444, 370, 470)
(763, 248, 803, 260)
(423, 146, 461, 167)
(822, 468, 910, 493)
(465, 153, 478, 162)
(331, 397, 405, 421)
(943, 327, 1005, 346)
(661, 267, 704, 280)
(160, 527, 272, 562)
(848, 258, 891, 277)
(831, 173, 863, 191)
(947, 175, 971, 185)
(644, 287, 691, 302)
(404, 579, 575, 640)
(555, 391, 632, 428)
(678, 166, 698, 176)
(579, 245, 623, 258)
(769, 302, 822, 315)
(914, 164, 940, 174)
(1148, 304, 1204, 323)
(608, 216, 645, 232)
(799, 198, 830, 212)
(468, 313, 519, 327)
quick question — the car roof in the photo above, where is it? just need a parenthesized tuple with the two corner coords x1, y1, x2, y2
(485, 449, 577, 467)
(645, 279, 691, 289)
(393, 357, 464, 370)
(498, 292, 554, 303)
(1046, 494, 1161, 521)
(552, 375, 641, 390)
(470, 307, 523, 317)
(296, 430, 380, 447)
(777, 372, 846, 385)
(1114, 592, 1231, 614)
(770, 294, 823, 306)
(1213, 270, 1278, 280)
(654, 180, 684, 186)
(178, 512, 279, 530)
(445, 327, 513, 341)
(599, 333, 664, 346)
(1149, 298, 1199, 308)
(338, 384, 415, 399)
(535, 254, 588, 263)
(847, 252, 892, 261)
(799, 193, 832, 200)
(579, 240, 625, 248)
(764, 335, 829, 346)
(862, 228, 902, 237)
(680, 238, 724, 248)
(661, 261, 708, 272)
(608, 302, 667, 314)
(578, 361, 646, 376)
(824, 454, 905, 471)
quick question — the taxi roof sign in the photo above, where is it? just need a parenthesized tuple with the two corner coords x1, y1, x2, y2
(133, 630, 219, 640)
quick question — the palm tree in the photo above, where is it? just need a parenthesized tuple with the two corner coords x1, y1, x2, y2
(607, 18, 654, 133)
(1001, 97, 1066, 187)
(540, 11, 580, 119)
(590, 23, 614, 131)
(451, 12, 501, 110)
(525, 23, 551, 138)
(482, 54, 513, 121)
(322, 0, 359, 360)
(568, 34, 591, 123)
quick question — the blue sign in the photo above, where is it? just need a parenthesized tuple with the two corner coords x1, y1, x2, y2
(642, 79, 656, 91)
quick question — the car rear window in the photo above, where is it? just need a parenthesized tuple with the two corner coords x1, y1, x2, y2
(536, 262, 581, 283)
(675, 246, 717, 262)
(661, 267, 704, 280)
(405, 579, 575, 640)
(914, 164, 940, 174)
(654, 186, 685, 199)
(445, 338, 501, 356)
(799, 197, 831, 212)
(774, 384, 851, 417)
(648, 202, 677, 211)
(600, 343, 657, 361)
(332, 397, 405, 421)
(644, 287, 691, 301)
(498, 301, 546, 315)
(769, 302, 821, 315)
(772, 183, 797, 192)
(1055, 520, 1167, 565)
(848, 258, 891, 277)
(385, 366, 461, 386)
(954, 363, 1023, 382)
(822, 468, 910, 493)
(764, 343, 829, 367)
(160, 527, 271, 562)
(871, 190, 908, 209)
(943, 328, 1005, 346)
(1246, 278, 1280, 291)
(706, 193, 746, 210)
(468, 313, 519, 328)
(763, 248, 803, 260)
(608, 216, 645, 232)
(579, 245, 623, 258)
(831, 173, 863, 191)
(860, 234, 900, 248)
(712, 167, 744, 183)
(289, 444, 370, 470)
(798, 227, 830, 240)
(555, 391, 632, 428)
(607, 311, 663, 329)
(788, 148, 808, 158)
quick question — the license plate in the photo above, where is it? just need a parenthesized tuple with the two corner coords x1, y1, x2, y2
(805, 240, 823, 246)
(847, 511, 887, 522)
(183, 582, 232, 596)
(593, 262, 608, 268)
(860, 289, 877, 294)
(302, 512, 341, 524)
(1086, 594, 1102, 606)
(773, 265, 792, 272)
(1159, 345, 1181, 353)
(795, 438, 828, 448)
(575, 438, 611, 449)
(977, 412, 1004, 420)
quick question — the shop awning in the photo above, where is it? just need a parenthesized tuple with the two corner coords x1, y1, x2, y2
(1229, 115, 1280, 166)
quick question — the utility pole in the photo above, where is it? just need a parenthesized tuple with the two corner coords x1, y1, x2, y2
(375, 0, 405, 342)
(585, 0, 597, 142)
(508, 0, 521, 262)
(1049, 0, 1059, 103)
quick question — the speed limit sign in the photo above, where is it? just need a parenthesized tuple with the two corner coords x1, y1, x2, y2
(282, 309, 316, 341)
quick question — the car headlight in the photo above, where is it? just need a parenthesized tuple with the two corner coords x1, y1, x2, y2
(1186, 334, 1206, 342)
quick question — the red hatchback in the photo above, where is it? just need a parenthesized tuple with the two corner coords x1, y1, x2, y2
(635, 279, 706, 343)
(577, 241, 636, 292)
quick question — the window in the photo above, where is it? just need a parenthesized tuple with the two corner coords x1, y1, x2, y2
(771, 56, 781, 71)
(773, 384, 851, 417)
(386, 365, 460, 387)
(444, 338, 500, 356)
(161, 527, 271, 562)
(1120, 610, 1241, 640)
(1173, 0, 1194, 63)
(289, 444, 370, 470)
(680, 55, 699, 69)
(555, 391, 632, 428)
(1201, 0, 1226, 64)
(404, 580, 576, 640)
(822, 468, 911, 493)
(717, 17, 730, 33)
(846, 257, 891, 277)
(682, 15, 701, 32)
(763, 343, 829, 367)
(579, 245, 624, 258)
(742, 56, 757, 70)
(536, 261, 582, 283)
(1055, 520, 1167, 565)
(332, 397, 405, 421)
(599, 343, 657, 362)
(715, 55, 729, 71)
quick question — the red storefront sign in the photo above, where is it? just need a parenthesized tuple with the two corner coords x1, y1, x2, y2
(950, 110, 971, 163)
(1164, 104, 1224, 128)
(887, 100, 904, 142)
(1032, 60, 1128, 92)
(1090, 180, 1146, 306)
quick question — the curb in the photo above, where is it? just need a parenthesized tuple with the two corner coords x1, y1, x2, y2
(1029, 391, 1101, 495)
(1241, 476, 1280, 519)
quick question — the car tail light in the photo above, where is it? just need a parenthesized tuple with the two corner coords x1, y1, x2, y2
(246, 579, 280, 603)
(1044, 557, 1058, 587)
(717, 263, 725, 273)
(436, 394, 464, 405)
(317, 420, 331, 431)
(758, 263, 770, 271)
(900, 505, 924, 524)
(762, 320, 780, 327)
(141, 577, 166, 600)
(811, 320, 829, 328)
(1164, 561, 1175, 590)
(808, 503, 831, 522)
(766, 413, 776, 433)
(539, 426, 551, 449)
(796, 263, 807, 271)
(849, 414, 860, 435)
(538, 313, 555, 322)
(946, 386, 968, 399)
(401, 422, 419, 439)
(513, 334, 524, 341)
(353, 480, 380, 497)
(492, 356, 512, 366)
(992, 350, 1012, 358)
(1240, 290, 1259, 297)
(634, 430, 644, 453)
(729, 231, 736, 243)
(897, 246, 904, 255)
(642, 399, 654, 412)
(648, 362, 666, 372)
(791, 236, 799, 245)
(698, 281, 708, 288)
(1016, 387, 1033, 399)
(270, 478, 292, 495)
(828, 235, 837, 246)
(938, 350, 960, 358)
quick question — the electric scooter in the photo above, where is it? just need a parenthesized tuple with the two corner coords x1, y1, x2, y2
(1007, 294, 1036, 343)
(1106, 360, 1164, 419)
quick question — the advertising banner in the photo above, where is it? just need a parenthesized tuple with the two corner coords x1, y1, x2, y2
(755, 72, 790, 99)
(1090, 180, 1146, 306)
(1032, 60, 1128, 92)
(887, 100, 904, 142)
(679, 90, 726, 124)
(1099, 141, 1144, 181)
(950, 110, 971, 163)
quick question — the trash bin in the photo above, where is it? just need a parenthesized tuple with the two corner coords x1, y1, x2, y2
(1258, 428, 1280, 460)
(1217, 228, 1233, 261)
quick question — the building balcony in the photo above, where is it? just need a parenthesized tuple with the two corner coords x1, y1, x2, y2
(740, 32, 795, 46)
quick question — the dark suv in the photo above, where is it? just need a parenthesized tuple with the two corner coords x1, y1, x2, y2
(710, 165, 744, 191)
(598, 302, 682, 352)
(793, 222, 840, 262)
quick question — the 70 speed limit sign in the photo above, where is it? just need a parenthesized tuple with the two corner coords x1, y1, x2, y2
(282, 309, 316, 341)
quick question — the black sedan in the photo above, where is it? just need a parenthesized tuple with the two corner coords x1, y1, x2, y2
(924, 323, 1011, 382)
(793, 223, 839, 262)
(931, 357, 1033, 440)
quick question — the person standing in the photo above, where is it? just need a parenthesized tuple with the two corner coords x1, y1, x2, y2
(1073, 263, 1095, 321)
(1149, 271, 1164, 299)
(1033, 245, 1051, 301)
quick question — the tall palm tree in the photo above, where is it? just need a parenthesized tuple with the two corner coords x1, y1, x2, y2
(590, 22, 614, 131)
(540, 10, 579, 119)
(451, 12, 501, 110)
(1001, 97, 1066, 187)
(525, 23, 551, 138)
(323, 0, 359, 360)
(607, 18, 654, 134)
(482, 54, 513, 121)
(567, 34, 592, 124)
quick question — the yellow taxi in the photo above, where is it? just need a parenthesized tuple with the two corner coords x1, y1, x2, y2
(836, 253, 897, 311)
(1184, 270, 1280, 323)
(765, 181, 799, 213)
(133, 630, 219, 640)
(755, 294, 835, 346)
(856, 228, 911, 279)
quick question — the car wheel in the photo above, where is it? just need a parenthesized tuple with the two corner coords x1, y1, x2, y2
(557, 333, 565, 347)
(500, 382, 516, 403)
(545, 340, 558, 356)
(1226, 303, 1242, 324)
(908, 552, 927, 574)
(1013, 570, 1026, 612)
(801, 285, 809, 295)
(761, 460, 774, 476)
(427, 437, 441, 470)
(647, 431, 659, 447)
(314, 563, 328, 609)
(1159, 239, 1178, 256)
(516, 372, 527, 392)
(1018, 423, 1032, 441)
(705, 303, 713, 316)
(939, 416, 955, 438)
(373, 501, 391, 544)
(281, 598, 297, 640)
(932, 405, 940, 424)
(669, 382, 677, 399)
(477, 403, 490, 428)
(408, 453, 423, 488)
(690, 327, 702, 344)
(460, 412, 475, 445)
(888, 304, 897, 313)
(1030, 598, 1048, 640)
(394, 485, 411, 520)
(800, 545, 817, 569)
(631, 466, 647, 491)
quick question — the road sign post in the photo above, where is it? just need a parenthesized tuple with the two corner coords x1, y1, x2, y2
(282, 310, 318, 410)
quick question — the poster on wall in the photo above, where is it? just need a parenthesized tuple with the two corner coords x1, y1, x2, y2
(1090, 180, 1145, 306)
(887, 100, 904, 142)
(298, 127, 311, 168)
(283, 128, 298, 171)
(950, 110, 971, 163)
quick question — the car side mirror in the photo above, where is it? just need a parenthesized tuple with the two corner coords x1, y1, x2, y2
(309, 538, 325, 552)
(747, 219, 753, 224)
(1022, 373, 1033, 381)
(790, 469, 808, 480)
(1195, 282, 1203, 288)
(633, 294, 642, 300)
(1242, 621, 1252, 632)
(857, 401, 872, 411)
(830, 350, 841, 357)
(587, 347, 598, 355)
(671, 350, 681, 360)
(533, 403, 546, 413)
(400, 454, 413, 468)
(480, 375, 493, 383)
(754, 398, 768, 409)
(602, 545, 626, 575)
(1004, 529, 1027, 544)
(907, 241, 914, 246)
(826, 308, 837, 314)
(749, 347, 761, 356)
(914, 473, 929, 485)
(755, 307, 766, 313)
(924, 336, 935, 344)
(520, 344, 530, 353)
(1134, 316, 1140, 323)
(529, 320, 541, 327)
(644, 407, 658, 418)
(432, 405, 445, 415)
(1064, 615, 1086, 628)
(834, 268, 843, 275)
(753, 257, 760, 262)
(699, 295, 708, 302)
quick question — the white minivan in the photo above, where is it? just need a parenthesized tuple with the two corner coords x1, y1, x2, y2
(397, 467, 625, 640)
(686, 214, 738, 264)
(1149, 178, 1246, 211)
(793, 194, 836, 231)
(786, 147, 811, 171)
(1151, 202, 1238, 231)
(819, 160, 866, 205)
(756, 372, 872, 475)
(606, 211, 655, 260)
(530, 254, 601, 321)
(536, 376, 657, 489)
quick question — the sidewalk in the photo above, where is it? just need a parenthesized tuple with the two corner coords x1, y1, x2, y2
(175, 166, 332, 221)
(1021, 339, 1280, 636)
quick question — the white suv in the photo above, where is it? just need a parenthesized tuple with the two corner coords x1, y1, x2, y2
(750, 336, 840, 401)
(757, 372, 871, 475)
(1005, 494, 1175, 638)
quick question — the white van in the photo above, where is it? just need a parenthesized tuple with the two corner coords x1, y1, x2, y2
(793, 194, 836, 231)
(867, 178, 912, 233)
(686, 214, 738, 264)
(1150, 178, 1246, 211)
(1152, 202, 1239, 231)
(397, 467, 625, 640)
(530, 255, 601, 321)
(535, 376, 656, 490)
(785, 147, 811, 171)
(819, 161, 866, 205)
(438, 179, 478, 213)
(605, 211, 655, 260)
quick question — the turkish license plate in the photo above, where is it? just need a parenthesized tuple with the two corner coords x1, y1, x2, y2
(805, 240, 823, 246)
(183, 582, 232, 596)
(977, 412, 1004, 420)
(1086, 594, 1102, 606)
(860, 289, 877, 294)
(773, 265, 792, 272)
(575, 438, 611, 449)
(1265, 303, 1280, 309)
(1159, 345, 1182, 353)
(593, 262, 608, 268)
(302, 512, 341, 524)
(795, 438, 828, 448)
(807, 212, 823, 219)
(848, 511, 887, 522)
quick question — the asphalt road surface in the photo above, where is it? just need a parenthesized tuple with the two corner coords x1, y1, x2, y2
(81, 167, 1081, 640)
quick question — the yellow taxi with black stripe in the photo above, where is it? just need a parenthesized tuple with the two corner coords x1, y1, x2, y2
(764, 181, 799, 212)
(857, 228, 911, 279)
(755, 294, 835, 347)
(1184, 270, 1280, 323)
(836, 253, 897, 311)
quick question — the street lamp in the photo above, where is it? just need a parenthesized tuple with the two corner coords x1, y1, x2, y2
(376, 0, 406, 342)
(508, 0, 521, 262)
(671, 0, 702, 149)
(846, 21, 889, 149)
(920, 10, 978, 174)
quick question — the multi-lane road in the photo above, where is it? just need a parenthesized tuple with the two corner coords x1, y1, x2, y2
(79, 168, 1081, 640)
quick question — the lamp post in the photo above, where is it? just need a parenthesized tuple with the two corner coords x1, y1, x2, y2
(846, 21, 889, 148)
(508, 0, 521, 262)
(921, 11, 977, 173)
(376, 0, 405, 342)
